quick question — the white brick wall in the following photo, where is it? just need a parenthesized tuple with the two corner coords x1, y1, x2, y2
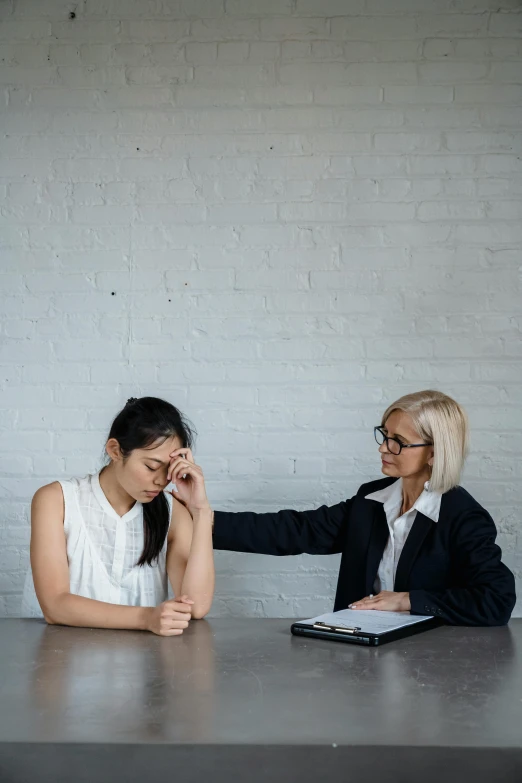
(1, 0, 521, 618)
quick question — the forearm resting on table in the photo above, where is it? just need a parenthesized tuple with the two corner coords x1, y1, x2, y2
(41, 591, 151, 631)
(181, 508, 215, 619)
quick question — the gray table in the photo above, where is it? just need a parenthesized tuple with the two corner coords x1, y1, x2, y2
(0, 618, 521, 782)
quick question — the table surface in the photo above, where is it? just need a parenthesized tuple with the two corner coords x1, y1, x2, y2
(1, 618, 521, 749)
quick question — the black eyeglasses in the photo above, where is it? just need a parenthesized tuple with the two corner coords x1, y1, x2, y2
(374, 426, 432, 456)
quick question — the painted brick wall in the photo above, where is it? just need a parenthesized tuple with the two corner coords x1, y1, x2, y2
(1, 0, 521, 618)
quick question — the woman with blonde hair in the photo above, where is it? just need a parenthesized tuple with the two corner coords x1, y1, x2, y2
(209, 390, 515, 626)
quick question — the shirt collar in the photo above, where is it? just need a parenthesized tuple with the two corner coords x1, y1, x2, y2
(92, 471, 142, 523)
(365, 478, 442, 523)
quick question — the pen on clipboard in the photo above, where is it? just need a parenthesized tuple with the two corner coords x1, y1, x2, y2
(313, 621, 362, 634)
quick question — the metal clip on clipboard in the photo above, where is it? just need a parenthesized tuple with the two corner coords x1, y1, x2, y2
(313, 621, 362, 635)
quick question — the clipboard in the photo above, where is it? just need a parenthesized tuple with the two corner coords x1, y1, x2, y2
(291, 608, 441, 646)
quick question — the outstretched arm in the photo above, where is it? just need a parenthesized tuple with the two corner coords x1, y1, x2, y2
(212, 499, 353, 557)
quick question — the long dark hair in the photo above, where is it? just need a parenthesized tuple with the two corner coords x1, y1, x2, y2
(106, 396, 195, 567)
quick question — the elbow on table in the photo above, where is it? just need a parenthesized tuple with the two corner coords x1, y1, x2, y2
(480, 611, 512, 627)
(490, 576, 517, 626)
(39, 593, 70, 627)
(191, 603, 212, 620)
(474, 588, 517, 627)
(489, 596, 517, 627)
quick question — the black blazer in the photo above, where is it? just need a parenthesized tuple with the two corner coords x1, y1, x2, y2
(213, 476, 516, 627)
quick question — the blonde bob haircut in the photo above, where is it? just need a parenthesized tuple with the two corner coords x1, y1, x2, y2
(381, 390, 469, 495)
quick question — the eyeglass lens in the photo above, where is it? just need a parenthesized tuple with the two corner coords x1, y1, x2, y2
(375, 428, 401, 455)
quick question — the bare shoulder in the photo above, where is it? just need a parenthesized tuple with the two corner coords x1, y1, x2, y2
(32, 482, 64, 515)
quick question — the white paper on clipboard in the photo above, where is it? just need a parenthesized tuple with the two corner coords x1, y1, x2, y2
(298, 608, 434, 636)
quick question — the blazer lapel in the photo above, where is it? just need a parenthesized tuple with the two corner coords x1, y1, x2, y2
(364, 502, 389, 595)
(394, 512, 434, 592)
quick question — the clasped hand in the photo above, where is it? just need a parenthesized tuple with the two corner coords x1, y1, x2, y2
(147, 596, 194, 636)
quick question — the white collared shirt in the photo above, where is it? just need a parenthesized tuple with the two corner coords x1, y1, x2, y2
(365, 478, 442, 594)
(21, 472, 171, 617)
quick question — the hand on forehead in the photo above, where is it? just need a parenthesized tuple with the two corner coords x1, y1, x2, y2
(140, 436, 184, 464)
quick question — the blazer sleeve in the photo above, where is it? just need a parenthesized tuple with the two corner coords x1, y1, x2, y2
(409, 507, 516, 626)
(212, 499, 353, 556)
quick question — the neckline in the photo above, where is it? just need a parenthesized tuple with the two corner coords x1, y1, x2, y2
(366, 477, 442, 523)
(91, 471, 142, 523)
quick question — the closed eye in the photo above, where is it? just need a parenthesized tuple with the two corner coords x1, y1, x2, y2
(146, 466, 156, 472)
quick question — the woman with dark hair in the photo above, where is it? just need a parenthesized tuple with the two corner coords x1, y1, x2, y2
(22, 397, 214, 635)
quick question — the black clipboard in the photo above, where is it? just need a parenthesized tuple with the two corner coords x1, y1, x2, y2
(291, 613, 441, 647)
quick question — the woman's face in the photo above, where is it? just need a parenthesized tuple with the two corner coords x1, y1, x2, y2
(379, 410, 434, 482)
(111, 435, 183, 503)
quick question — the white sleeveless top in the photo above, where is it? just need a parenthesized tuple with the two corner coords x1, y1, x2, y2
(21, 472, 172, 618)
